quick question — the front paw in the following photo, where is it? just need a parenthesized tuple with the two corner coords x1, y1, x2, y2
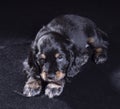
(94, 53, 107, 64)
(45, 83, 64, 98)
(23, 78, 42, 97)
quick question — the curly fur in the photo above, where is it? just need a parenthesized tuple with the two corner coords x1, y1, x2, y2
(23, 14, 108, 98)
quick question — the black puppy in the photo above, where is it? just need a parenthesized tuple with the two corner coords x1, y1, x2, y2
(23, 14, 108, 98)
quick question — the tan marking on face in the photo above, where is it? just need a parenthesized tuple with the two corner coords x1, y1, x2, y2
(88, 37, 95, 44)
(95, 48, 103, 53)
(40, 71, 47, 81)
(40, 54, 46, 59)
(55, 53, 60, 58)
(56, 71, 65, 80)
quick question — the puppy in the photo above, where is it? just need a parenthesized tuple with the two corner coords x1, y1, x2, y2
(23, 14, 108, 98)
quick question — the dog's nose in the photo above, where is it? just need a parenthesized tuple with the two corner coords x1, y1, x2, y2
(47, 74, 55, 79)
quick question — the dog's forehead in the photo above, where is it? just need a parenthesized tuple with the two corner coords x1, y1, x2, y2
(40, 43, 60, 55)
(37, 35, 49, 50)
(37, 35, 62, 52)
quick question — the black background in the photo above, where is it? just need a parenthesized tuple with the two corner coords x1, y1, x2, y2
(0, 0, 120, 109)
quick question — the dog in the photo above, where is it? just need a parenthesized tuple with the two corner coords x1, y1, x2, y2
(23, 14, 108, 98)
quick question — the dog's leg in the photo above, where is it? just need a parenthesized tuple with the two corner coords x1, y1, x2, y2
(23, 59, 42, 97)
(87, 29, 108, 64)
(23, 76, 42, 97)
(45, 80, 65, 98)
(93, 47, 108, 64)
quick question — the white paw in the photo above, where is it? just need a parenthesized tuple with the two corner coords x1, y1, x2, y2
(23, 78, 42, 97)
(94, 54, 107, 64)
(45, 83, 63, 98)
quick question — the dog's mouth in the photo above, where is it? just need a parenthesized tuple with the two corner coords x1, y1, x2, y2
(40, 71, 65, 82)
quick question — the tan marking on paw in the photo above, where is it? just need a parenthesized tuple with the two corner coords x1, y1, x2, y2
(23, 77, 42, 97)
(25, 78, 41, 89)
(47, 83, 61, 88)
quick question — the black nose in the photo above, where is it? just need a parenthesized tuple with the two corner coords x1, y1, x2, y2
(47, 74, 55, 79)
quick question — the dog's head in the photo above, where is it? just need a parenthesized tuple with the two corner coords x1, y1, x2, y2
(30, 32, 87, 82)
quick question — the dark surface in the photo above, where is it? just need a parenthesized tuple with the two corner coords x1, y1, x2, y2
(0, 1, 120, 109)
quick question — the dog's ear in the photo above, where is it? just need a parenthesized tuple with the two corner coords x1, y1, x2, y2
(27, 42, 40, 73)
(28, 49, 36, 68)
(66, 42, 89, 77)
(66, 44, 82, 77)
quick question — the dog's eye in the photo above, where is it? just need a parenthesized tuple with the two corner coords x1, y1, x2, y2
(58, 55, 63, 59)
(57, 55, 63, 61)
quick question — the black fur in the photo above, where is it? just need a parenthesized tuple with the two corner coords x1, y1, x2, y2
(23, 14, 108, 98)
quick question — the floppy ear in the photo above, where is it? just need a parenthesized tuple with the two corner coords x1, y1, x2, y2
(67, 45, 82, 77)
(28, 48, 38, 68)
(67, 44, 89, 77)
(24, 42, 40, 76)
(27, 42, 37, 66)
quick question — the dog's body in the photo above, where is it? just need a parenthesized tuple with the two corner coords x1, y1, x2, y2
(23, 15, 108, 98)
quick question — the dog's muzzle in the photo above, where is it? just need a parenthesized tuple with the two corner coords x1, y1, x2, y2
(40, 71, 65, 82)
